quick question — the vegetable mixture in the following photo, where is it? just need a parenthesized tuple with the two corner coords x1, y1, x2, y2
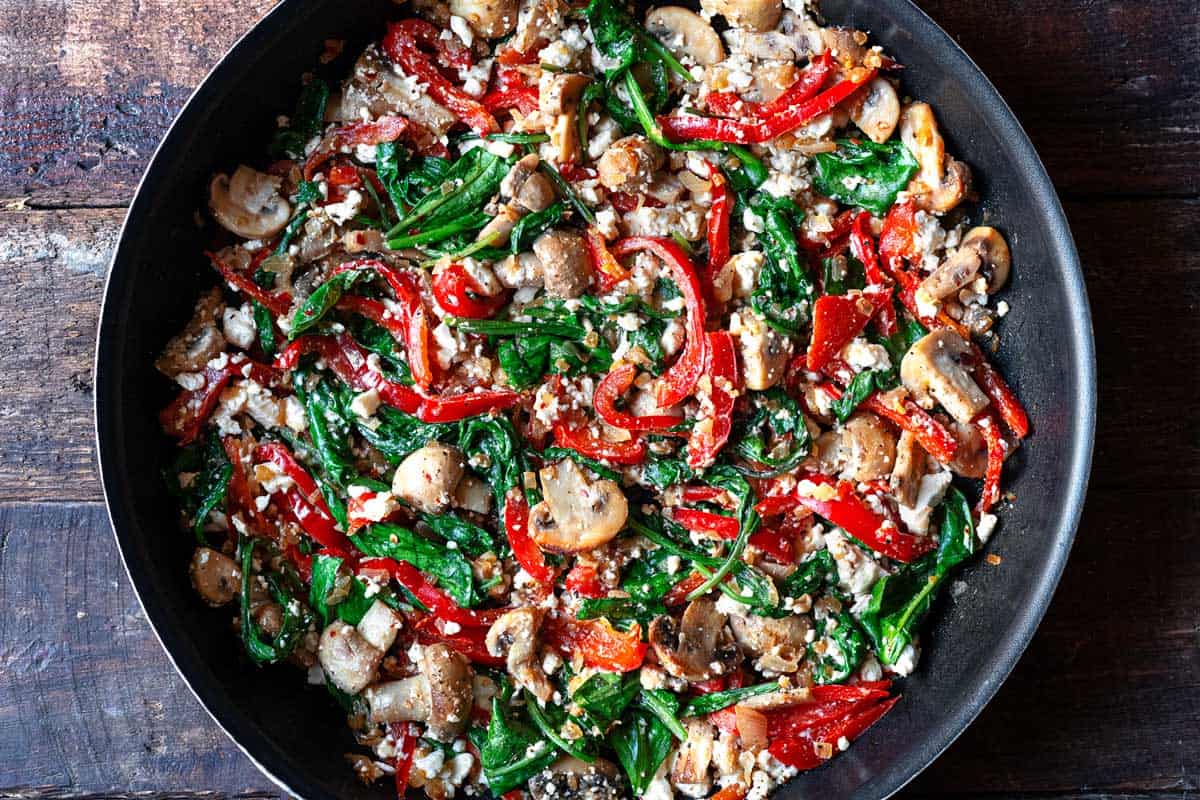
(159, 0, 1029, 796)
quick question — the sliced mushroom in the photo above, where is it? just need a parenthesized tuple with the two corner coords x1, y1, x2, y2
(486, 607, 555, 702)
(849, 76, 900, 144)
(818, 27, 870, 68)
(423, 643, 475, 739)
(356, 599, 404, 652)
(209, 165, 291, 239)
(818, 412, 897, 482)
(391, 443, 466, 513)
(900, 329, 989, 426)
(539, 72, 592, 165)
(900, 102, 972, 213)
(533, 229, 593, 299)
(942, 415, 988, 478)
(918, 244, 984, 303)
(700, 0, 782, 32)
(454, 474, 493, 514)
(189, 547, 241, 607)
(727, 611, 812, 673)
(736, 686, 812, 710)
(671, 718, 715, 790)
(449, 0, 518, 38)
(890, 430, 927, 506)
(529, 756, 626, 800)
(362, 644, 474, 739)
(529, 458, 628, 553)
(338, 46, 456, 136)
(156, 288, 227, 377)
(646, 7, 725, 66)
(477, 203, 526, 247)
(495, 251, 545, 289)
(961, 226, 1011, 293)
(597, 135, 665, 195)
(648, 598, 738, 681)
(730, 309, 790, 391)
(318, 620, 384, 694)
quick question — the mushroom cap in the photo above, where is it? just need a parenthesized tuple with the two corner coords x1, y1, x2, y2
(648, 598, 738, 681)
(189, 546, 241, 607)
(728, 611, 812, 673)
(318, 620, 383, 695)
(530, 458, 628, 553)
(900, 102, 971, 213)
(209, 165, 291, 239)
(900, 329, 990, 426)
(422, 643, 475, 740)
(961, 226, 1011, 293)
(849, 76, 900, 144)
(830, 412, 898, 483)
(645, 6, 725, 66)
(486, 607, 555, 702)
(449, 0, 519, 38)
(391, 443, 467, 513)
(700, 0, 783, 32)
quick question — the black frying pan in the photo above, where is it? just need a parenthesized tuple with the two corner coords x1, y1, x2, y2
(94, 0, 1096, 797)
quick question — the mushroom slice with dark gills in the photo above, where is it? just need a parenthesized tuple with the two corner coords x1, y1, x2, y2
(363, 643, 475, 740)
(649, 598, 740, 681)
(485, 607, 555, 702)
(528, 756, 627, 800)
(209, 165, 291, 239)
(900, 329, 990, 426)
(529, 458, 628, 554)
(727, 608, 812, 673)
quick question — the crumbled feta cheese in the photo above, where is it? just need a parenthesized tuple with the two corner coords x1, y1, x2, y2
(898, 471, 953, 536)
(324, 189, 364, 226)
(222, 304, 257, 350)
(350, 388, 382, 419)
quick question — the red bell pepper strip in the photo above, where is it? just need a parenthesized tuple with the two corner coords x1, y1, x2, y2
(673, 507, 740, 540)
(975, 413, 1006, 514)
(688, 331, 739, 469)
(362, 557, 504, 629)
(543, 615, 647, 673)
(564, 564, 608, 598)
(275, 334, 520, 423)
(878, 198, 921, 276)
(748, 526, 797, 563)
(971, 355, 1030, 439)
(221, 436, 272, 536)
(754, 494, 801, 517)
(504, 489, 556, 585)
(585, 225, 632, 291)
(481, 65, 540, 116)
(410, 614, 506, 667)
(794, 474, 934, 563)
(332, 259, 438, 391)
(801, 208, 856, 260)
(206, 251, 292, 316)
(705, 162, 732, 283)
(253, 442, 350, 551)
(383, 20, 498, 136)
(663, 572, 707, 607)
(767, 694, 899, 770)
(336, 294, 406, 341)
(612, 237, 709, 408)
(433, 262, 508, 319)
(659, 68, 875, 145)
(681, 485, 726, 504)
(849, 212, 897, 335)
(806, 293, 881, 372)
(389, 722, 418, 796)
(303, 116, 418, 180)
(593, 363, 685, 433)
(553, 422, 646, 465)
(704, 51, 834, 123)
(160, 359, 278, 444)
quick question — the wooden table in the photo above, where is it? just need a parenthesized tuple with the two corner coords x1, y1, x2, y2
(1, 1, 1196, 797)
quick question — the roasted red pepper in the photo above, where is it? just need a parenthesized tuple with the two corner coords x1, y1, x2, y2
(585, 225, 631, 291)
(275, 334, 520, 423)
(160, 358, 278, 444)
(304, 116, 422, 180)
(564, 564, 608, 598)
(681, 485, 727, 504)
(660, 67, 875, 145)
(410, 614, 506, 667)
(702, 51, 834, 124)
(704, 162, 732, 286)
(504, 488, 556, 586)
(593, 363, 684, 433)
(806, 293, 882, 372)
(433, 262, 508, 319)
(383, 20, 498, 136)
(687, 331, 739, 469)
(389, 722, 418, 796)
(849, 212, 897, 335)
(673, 507, 740, 540)
(206, 251, 292, 316)
(253, 442, 351, 551)
(543, 615, 647, 673)
(481, 65, 540, 115)
(794, 473, 934, 563)
(362, 557, 504, 629)
(663, 572, 707, 607)
(971, 354, 1030, 439)
(221, 436, 272, 536)
(768, 696, 900, 770)
(612, 237, 709, 408)
(975, 412, 1006, 514)
(552, 421, 647, 465)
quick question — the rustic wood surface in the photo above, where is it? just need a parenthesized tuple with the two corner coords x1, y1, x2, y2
(0, 0, 1197, 797)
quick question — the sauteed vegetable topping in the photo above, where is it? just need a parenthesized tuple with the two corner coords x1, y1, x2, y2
(159, 0, 1027, 795)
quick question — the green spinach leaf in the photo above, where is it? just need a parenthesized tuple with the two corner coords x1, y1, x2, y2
(350, 523, 479, 607)
(813, 138, 919, 216)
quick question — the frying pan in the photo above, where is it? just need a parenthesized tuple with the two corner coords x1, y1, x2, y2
(93, 0, 1096, 796)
